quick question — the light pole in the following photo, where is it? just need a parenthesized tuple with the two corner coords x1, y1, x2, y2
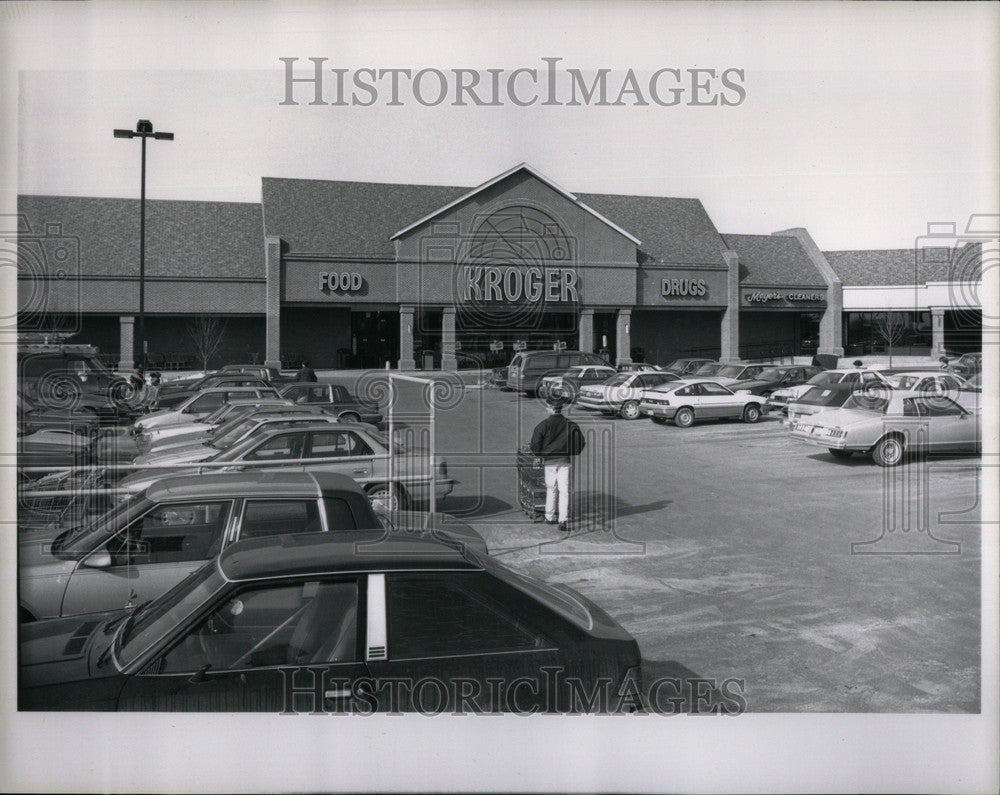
(113, 119, 174, 370)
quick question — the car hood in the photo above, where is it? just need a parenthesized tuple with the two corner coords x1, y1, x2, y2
(135, 409, 185, 429)
(774, 384, 813, 399)
(134, 444, 217, 466)
(20, 612, 121, 688)
(738, 379, 780, 391)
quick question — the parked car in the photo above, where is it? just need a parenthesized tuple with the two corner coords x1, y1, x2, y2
(507, 350, 609, 395)
(134, 387, 281, 432)
(537, 365, 618, 400)
(18, 392, 102, 436)
(135, 398, 295, 452)
(691, 363, 725, 377)
(705, 363, 769, 386)
(615, 363, 661, 373)
(153, 374, 275, 409)
(489, 366, 510, 389)
(789, 389, 981, 466)
(639, 379, 767, 427)
(767, 368, 890, 415)
(132, 414, 347, 466)
(948, 352, 982, 380)
(731, 365, 824, 398)
(885, 371, 977, 395)
(278, 383, 383, 424)
(19, 529, 640, 713)
(17, 428, 93, 475)
(662, 358, 716, 375)
(18, 471, 486, 622)
(576, 371, 682, 419)
(219, 364, 301, 385)
(785, 383, 865, 425)
(117, 420, 455, 510)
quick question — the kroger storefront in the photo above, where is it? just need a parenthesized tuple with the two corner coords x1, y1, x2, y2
(32, 161, 969, 371)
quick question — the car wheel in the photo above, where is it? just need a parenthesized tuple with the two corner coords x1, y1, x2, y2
(742, 404, 761, 423)
(673, 407, 695, 428)
(829, 449, 853, 459)
(651, 416, 668, 425)
(619, 400, 641, 420)
(366, 482, 409, 512)
(872, 435, 905, 467)
(339, 412, 361, 423)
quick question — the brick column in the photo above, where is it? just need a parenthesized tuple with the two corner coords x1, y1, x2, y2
(118, 316, 135, 371)
(441, 307, 458, 371)
(931, 307, 946, 356)
(264, 235, 282, 368)
(615, 309, 632, 366)
(578, 308, 594, 353)
(399, 305, 416, 370)
(720, 250, 741, 362)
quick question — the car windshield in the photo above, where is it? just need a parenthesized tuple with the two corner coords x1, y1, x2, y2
(603, 374, 631, 387)
(649, 382, 683, 394)
(756, 368, 785, 381)
(715, 365, 747, 378)
(842, 393, 890, 414)
(890, 375, 918, 389)
(210, 417, 260, 449)
(55, 494, 150, 557)
(693, 364, 721, 375)
(798, 387, 850, 406)
(118, 560, 226, 666)
(807, 371, 841, 386)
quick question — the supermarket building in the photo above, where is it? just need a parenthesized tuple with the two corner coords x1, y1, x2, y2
(17, 163, 984, 370)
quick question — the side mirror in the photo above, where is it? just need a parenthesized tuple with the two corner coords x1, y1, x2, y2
(83, 548, 112, 569)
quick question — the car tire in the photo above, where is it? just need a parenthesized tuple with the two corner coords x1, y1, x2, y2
(829, 449, 853, 459)
(673, 407, 695, 428)
(619, 400, 641, 420)
(872, 435, 905, 467)
(339, 412, 361, 423)
(366, 482, 409, 512)
(651, 416, 668, 425)
(742, 404, 761, 423)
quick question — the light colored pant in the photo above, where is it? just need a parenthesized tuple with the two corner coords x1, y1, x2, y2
(544, 463, 571, 523)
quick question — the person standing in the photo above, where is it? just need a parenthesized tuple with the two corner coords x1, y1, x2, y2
(297, 360, 317, 382)
(530, 396, 586, 532)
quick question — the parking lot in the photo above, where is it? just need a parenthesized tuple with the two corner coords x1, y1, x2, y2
(358, 375, 982, 712)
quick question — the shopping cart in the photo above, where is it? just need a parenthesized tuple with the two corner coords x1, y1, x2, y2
(516, 446, 547, 521)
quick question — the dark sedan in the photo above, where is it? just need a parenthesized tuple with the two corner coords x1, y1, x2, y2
(278, 383, 383, 424)
(663, 358, 716, 375)
(19, 531, 641, 712)
(731, 365, 824, 398)
(154, 374, 275, 410)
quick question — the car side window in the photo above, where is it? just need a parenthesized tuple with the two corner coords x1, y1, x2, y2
(386, 574, 542, 659)
(308, 430, 374, 458)
(331, 385, 351, 403)
(158, 580, 359, 672)
(283, 386, 306, 401)
(240, 499, 324, 539)
(186, 393, 224, 413)
(917, 398, 965, 417)
(245, 433, 306, 461)
(675, 386, 693, 397)
(109, 501, 231, 565)
(700, 382, 731, 396)
(533, 354, 558, 369)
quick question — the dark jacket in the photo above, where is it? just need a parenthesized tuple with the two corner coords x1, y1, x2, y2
(297, 367, 317, 383)
(530, 414, 585, 462)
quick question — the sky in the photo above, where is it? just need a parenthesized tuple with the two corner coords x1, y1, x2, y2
(6, 1, 999, 252)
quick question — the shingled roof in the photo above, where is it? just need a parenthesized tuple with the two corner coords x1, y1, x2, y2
(824, 245, 983, 287)
(721, 233, 826, 287)
(262, 171, 727, 266)
(17, 195, 264, 280)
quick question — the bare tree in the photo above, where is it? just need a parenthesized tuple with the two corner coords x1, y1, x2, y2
(187, 315, 228, 370)
(871, 312, 909, 368)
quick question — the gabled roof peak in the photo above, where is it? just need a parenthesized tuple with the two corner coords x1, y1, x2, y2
(389, 162, 642, 246)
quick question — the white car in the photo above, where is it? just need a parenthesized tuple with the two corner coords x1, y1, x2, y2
(638, 379, 767, 427)
(576, 371, 682, 419)
(134, 386, 280, 432)
(768, 368, 889, 415)
(138, 398, 293, 449)
(885, 371, 975, 394)
(537, 365, 617, 400)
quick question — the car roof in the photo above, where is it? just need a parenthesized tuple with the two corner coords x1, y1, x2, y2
(241, 419, 375, 435)
(189, 386, 274, 395)
(224, 398, 293, 406)
(144, 470, 362, 501)
(219, 530, 479, 581)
